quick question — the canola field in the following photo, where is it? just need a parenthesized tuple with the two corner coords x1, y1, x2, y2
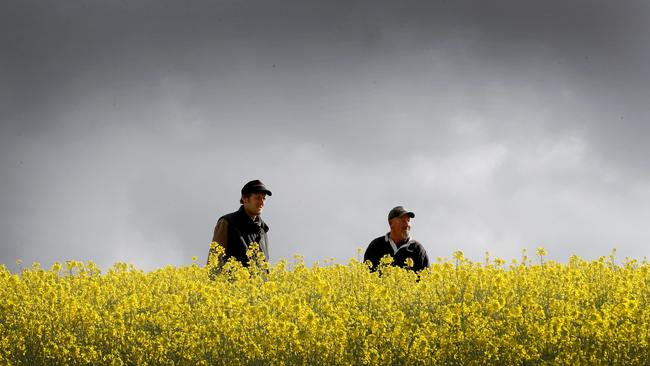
(1, 245, 649, 365)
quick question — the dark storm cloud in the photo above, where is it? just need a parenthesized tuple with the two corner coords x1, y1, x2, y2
(4, 0, 648, 137)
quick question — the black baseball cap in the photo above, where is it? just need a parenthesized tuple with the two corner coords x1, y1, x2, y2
(388, 206, 415, 220)
(241, 179, 272, 196)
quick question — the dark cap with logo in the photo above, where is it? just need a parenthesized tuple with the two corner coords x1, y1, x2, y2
(241, 179, 272, 197)
(388, 206, 415, 220)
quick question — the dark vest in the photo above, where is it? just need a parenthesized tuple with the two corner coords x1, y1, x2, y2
(220, 206, 269, 266)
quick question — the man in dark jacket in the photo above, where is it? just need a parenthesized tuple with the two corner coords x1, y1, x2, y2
(207, 180, 272, 267)
(364, 206, 430, 272)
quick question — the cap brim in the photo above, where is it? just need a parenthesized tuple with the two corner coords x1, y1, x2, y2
(389, 211, 415, 220)
(250, 188, 272, 196)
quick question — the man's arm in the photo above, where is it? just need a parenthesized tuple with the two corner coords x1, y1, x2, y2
(212, 219, 250, 265)
(363, 240, 380, 271)
(208, 219, 229, 265)
(212, 218, 228, 248)
(416, 244, 430, 271)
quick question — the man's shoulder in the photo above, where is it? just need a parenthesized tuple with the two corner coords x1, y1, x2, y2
(368, 235, 387, 247)
(218, 208, 241, 222)
(364, 235, 389, 262)
(217, 212, 237, 224)
(218, 209, 269, 232)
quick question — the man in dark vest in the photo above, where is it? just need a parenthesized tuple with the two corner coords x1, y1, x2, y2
(208, 179, 272, 267)
(363, 206, 430, 272)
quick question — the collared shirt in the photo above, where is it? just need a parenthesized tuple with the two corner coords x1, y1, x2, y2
(386, 233, 416, 255)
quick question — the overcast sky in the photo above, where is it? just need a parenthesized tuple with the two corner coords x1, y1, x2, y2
(2, 0, 649, 271)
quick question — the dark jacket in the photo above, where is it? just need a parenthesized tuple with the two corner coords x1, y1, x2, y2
(208, 205, 269, 267)
(363, 234, 430, 272)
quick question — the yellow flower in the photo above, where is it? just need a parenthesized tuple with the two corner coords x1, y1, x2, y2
(2, 250, 649, 364)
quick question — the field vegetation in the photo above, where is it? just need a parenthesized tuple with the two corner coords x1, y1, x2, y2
(1, 245, 649, 365)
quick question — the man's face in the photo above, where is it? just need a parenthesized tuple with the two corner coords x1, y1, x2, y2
(389, 215, 411, 241)
(242, 192, 267, 217)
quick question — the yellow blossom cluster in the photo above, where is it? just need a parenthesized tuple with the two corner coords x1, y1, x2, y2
(1, 245, 649, 365)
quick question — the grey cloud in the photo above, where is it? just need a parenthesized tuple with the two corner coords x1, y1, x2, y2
(2, 0, 649, 270)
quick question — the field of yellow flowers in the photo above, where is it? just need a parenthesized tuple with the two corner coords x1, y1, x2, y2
(1, 244, 649, 365)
